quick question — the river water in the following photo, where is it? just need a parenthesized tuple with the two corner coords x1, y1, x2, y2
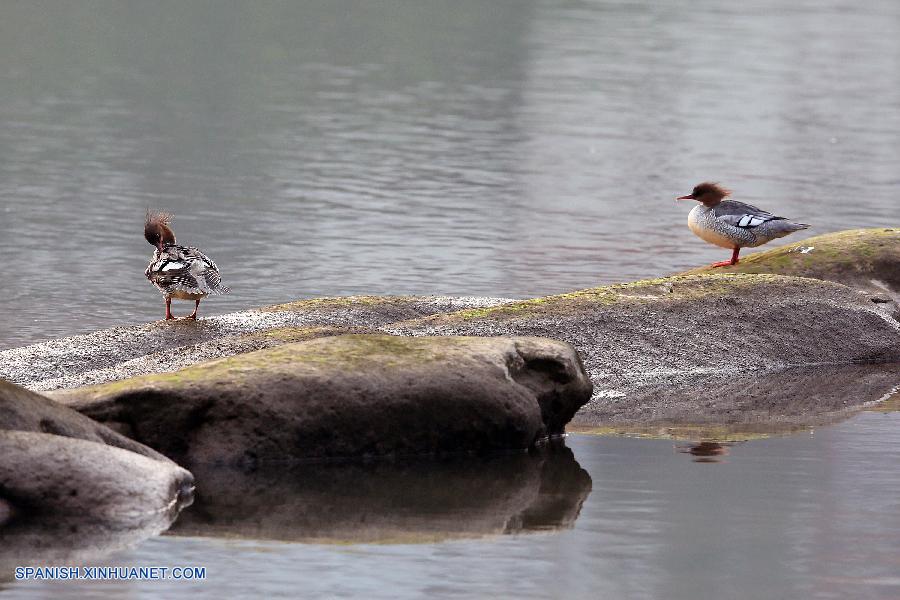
(1, 1, 899, 598)
(1, 0, 898, 347)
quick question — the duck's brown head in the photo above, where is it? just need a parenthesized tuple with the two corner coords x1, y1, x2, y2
(144, 210, 176, 251)
(677, 182, 730, 207)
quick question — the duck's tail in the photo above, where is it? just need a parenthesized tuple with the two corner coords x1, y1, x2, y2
(773, 218, 809, 233)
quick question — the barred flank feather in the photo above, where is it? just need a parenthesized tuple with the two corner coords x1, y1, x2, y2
(146, 244, 228, 297)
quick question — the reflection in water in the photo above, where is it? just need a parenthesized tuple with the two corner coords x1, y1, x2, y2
(5, 416, 900, 599)
(170, 442, 591, 543)
(675, 441, 734, 463)
(0, 499, 191, 584)
(583, 363, 900, 436)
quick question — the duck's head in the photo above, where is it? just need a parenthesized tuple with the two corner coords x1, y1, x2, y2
(677, 182, 730, 207)
(144, 210, 176, 251)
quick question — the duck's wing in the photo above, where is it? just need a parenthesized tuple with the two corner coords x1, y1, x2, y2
(181, 246, 229, 294)
(713, 199, 784, 229)
(149, 245, 229, 295)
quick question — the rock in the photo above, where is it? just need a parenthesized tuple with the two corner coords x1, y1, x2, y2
(3, 228, 897, 440)
(28, 325, 379, 393)
(0, 378, 169, 462)
(0, 431, 191, 522)
(387, 274, 900, 428)
(1, 378, 194, 575)
(0, 296, 511, 391)
(0, 432, 192, 575)
(682, 228, 900, 298)
(49, 335, 593, 465)
(169, 442, 591, 543)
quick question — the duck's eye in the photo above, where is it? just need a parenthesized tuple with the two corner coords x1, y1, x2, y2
(692, 188, 701, 196)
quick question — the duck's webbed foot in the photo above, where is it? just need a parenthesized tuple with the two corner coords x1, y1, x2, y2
(710, 247, 741, 268)
(185, 299, 201, 320)
(710, 259, 738, 268)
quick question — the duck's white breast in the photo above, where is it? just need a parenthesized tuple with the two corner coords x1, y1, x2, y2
(688, 205, 738, 249)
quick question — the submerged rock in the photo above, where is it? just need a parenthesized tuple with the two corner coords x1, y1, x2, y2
(49, 335, 593, 465)
(683, 227, 900, 299)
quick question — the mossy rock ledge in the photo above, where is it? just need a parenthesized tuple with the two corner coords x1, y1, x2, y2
(48, 335, 593, 466)
(0, 379, 193, 571)
(683, 228, 900, 299)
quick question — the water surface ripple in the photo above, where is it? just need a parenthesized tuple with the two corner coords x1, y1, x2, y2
(1, 0, 898, 348)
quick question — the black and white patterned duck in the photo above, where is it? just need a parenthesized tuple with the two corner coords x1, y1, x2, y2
(677, 182, 809, 267)
(144, 211, 229, 320)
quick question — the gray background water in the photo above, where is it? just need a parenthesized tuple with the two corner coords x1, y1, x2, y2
(0, 0, 897, 348)
(1, 2, 899, 599)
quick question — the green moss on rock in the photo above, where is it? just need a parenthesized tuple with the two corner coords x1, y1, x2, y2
(261, 295, 405, 313)
(416, 273, 844, 324)
(682, 228, 900, 292)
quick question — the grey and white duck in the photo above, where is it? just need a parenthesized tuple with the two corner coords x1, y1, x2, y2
(677, 182, 809, 267)
(144, 211, 229, 320)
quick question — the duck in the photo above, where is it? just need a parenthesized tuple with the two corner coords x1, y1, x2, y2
(677, 182, 809, 267)
(144, 211, 229, 320)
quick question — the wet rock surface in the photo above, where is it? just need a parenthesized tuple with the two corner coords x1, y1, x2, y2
(169, 442, 590, 544)
(387, 274, 900, 427)
(49, 335, 593, 465)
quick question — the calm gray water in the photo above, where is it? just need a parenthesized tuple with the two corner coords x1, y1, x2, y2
(1, 1, 899, 598)
(1, 0, 898, 348)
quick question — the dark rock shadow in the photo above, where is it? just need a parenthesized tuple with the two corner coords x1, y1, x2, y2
(168, 442, 591, 544)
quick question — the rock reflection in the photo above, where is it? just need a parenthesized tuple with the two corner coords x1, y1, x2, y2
(169, 442, 591, 543)
(579, 363, 900, 437)
(0, 501, 191, 583)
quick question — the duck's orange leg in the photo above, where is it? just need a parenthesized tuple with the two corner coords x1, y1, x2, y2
(711, 247, 740, 268)
(165, 297, 176, 320)
(186, 299, 201, 320)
